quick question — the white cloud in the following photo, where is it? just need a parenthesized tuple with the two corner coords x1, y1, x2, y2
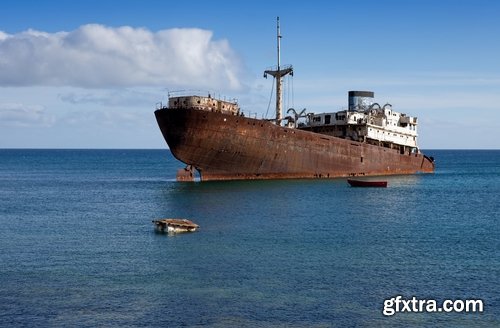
(290, 73, 500, 113)
(0, 24, 242, 90)
(60, 108, 147, 127)
(0, 103, 55, 127)
(58, 88, 160, 107)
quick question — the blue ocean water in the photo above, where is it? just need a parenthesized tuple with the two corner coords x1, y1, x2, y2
(0, 149, 499, 327)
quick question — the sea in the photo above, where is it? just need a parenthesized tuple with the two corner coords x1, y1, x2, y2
(0, 149, 499, 327)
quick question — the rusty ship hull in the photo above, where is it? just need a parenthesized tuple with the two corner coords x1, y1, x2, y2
(155, 107, 435, 181)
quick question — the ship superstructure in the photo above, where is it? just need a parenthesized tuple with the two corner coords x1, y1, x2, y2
(300, 91, 420, 155)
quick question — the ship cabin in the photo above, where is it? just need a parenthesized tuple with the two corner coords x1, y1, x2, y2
(165, 94, 240, 116)
(298, 91, 420, 155)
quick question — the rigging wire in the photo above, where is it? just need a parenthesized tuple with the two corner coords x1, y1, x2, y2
(265, 77, 275, 119)
(286, 75, 290, 112)
(284, 74, 294, 113)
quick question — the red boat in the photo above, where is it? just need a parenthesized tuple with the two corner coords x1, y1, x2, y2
(347, 179, 387, 188)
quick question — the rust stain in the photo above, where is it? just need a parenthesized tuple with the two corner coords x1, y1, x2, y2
(155, 108, 435, 182)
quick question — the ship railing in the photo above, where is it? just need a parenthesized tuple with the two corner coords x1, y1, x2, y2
(167, 90, 238, 104)
(156, 102, 166, 110)
(241, 110, 259, 119)
(167, 90, 212, 98)
(263, 64, 293, 75)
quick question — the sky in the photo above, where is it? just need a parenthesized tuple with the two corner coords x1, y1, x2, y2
(0, 0, 499, 149)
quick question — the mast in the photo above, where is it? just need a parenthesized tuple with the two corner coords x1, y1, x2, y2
(264, 16, 293, 123)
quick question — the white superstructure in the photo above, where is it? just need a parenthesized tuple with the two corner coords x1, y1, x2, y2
(300, 91, 420, 153)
